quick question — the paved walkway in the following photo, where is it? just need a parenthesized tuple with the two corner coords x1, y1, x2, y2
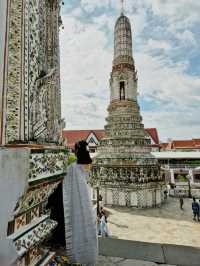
(105, 197, 200, 247)
(97, 256, 175, 266)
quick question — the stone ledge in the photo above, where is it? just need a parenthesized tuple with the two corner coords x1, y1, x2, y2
(99, 238, 200, 266)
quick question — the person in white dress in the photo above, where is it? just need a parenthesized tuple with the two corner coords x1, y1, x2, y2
(62, 141, 98, 265)
(100, 213, 109, 237)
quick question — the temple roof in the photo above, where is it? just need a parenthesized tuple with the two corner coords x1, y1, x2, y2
(161, 139, 200, 150)
(62, 130, 105, 149)
(62, 128, 159, 149)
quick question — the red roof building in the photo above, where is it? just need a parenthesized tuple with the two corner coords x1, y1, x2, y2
(62, 128, 159, 152)
(160, 139, 200, 151)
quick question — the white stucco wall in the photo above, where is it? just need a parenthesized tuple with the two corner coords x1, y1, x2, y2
(110, 70, 137, 102)
(0, 0, 7, 91)
(0, 148, 30, 266)
(0, 0, 7, 141)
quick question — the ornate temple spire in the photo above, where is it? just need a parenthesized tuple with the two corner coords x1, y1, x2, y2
(120, 0, 124, 15)
(111, 5, 136, 102)
(113, 4, 133, 67)
(91, 1, 164, 208)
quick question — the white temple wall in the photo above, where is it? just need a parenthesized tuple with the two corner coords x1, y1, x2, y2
(0, 148, 30, 264)
(126, 71, 137, 100)
(130, 191, 138, 206)
(146, 190, 153, 207)
(106, 189, 113, 205)
(119, 191, 126, 206)
(101, 186, 164, 208)
(110, 71, 137, 102)
(0, 0, 7, 95)
(111, 77, 120, 101)
(0, 0, 8, 143)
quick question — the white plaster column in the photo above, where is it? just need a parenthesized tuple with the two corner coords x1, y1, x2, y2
(119, 191, 126, 206)
(189, 169, 194, 184)
(0, 0, 8, 144)
(170, 169, 175, 184)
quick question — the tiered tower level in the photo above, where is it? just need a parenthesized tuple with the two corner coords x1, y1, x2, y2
(92, 13, 165, 207)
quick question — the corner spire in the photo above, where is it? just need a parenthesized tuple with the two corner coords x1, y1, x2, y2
(120, 0, 124, 15)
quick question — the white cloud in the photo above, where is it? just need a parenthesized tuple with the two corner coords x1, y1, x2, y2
(60, 15, 111, 129)
(142, 110, 200, 141)
(176, 30, 196, 46)
(80, 0, 110, 13)
(60, 2, 200, 140)
(136, 52, 200, 108)
(146, 39, 171, 51)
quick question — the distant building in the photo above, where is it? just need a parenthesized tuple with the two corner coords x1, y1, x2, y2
(62, 128, 159, 153)
(160, 139, 200, 151)
(62, 130, 105, 152)
(152, 151, 200, 197)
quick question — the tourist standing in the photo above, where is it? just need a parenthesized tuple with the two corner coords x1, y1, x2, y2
(97, 213, 101, 235)
(179, 197, 184, 210)
(100, 212, 109, 237)
(100, 206, 106, 217)
(199, 200, 200, 220)
(62, 141, 98, 265)
(192, 197, 199, 221)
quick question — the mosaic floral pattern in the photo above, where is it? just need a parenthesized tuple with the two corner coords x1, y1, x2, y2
(14, 219, 57, 256)
(14, 181, 61, 214)
(29, 152, 66, 180)
(14, 214, 26, 232)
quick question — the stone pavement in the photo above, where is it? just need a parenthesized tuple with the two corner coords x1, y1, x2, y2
(97, 256, 175, 266)
(105, 197, 200, 247)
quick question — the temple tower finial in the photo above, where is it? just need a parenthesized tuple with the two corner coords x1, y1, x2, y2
(120, 0, 124, 15)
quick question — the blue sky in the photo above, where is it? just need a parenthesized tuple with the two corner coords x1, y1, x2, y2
(60, 0, 200, 141)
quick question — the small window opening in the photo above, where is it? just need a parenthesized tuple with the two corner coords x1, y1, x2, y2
(120, 81, 125, 100)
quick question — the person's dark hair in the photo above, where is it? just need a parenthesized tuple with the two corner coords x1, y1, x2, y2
(75, 140, 92, 164)
(193, 197, 196, 202)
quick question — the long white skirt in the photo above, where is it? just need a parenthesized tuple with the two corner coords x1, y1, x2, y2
(63, 163, 98, 265)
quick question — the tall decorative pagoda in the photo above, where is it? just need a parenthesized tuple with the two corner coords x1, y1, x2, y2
(0, 0, 66, 265)
(92, 3, 165, 208)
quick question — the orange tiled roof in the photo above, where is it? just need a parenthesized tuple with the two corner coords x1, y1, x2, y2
(160, 139, 200, 150)
(63, 128, 158, 148)
(159, 143, 168, 149)
(171, 139, 200, 149)
(62, 130, 105, 149)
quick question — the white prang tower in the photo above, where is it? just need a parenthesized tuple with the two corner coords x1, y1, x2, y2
(91, 2, 165, 208)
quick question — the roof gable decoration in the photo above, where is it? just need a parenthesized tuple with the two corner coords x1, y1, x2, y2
(86, 132, 99, 146)
(145, 133, 152, 144)
(145, 128, 159, 145)
(145, 131, 156, 145)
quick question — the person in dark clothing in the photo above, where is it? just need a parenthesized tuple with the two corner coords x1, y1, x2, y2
(100, 206, 107, 222)
(179, 197, 184, 210)
(192, 197, 200, 221)
(75, 140, 92, 164)
(47, 182, 66, 247)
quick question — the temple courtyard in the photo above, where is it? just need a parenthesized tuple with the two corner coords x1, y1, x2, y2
(105, 197, 200, 247)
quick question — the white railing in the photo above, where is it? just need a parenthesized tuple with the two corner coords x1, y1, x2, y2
(162, 164, 200, 170)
